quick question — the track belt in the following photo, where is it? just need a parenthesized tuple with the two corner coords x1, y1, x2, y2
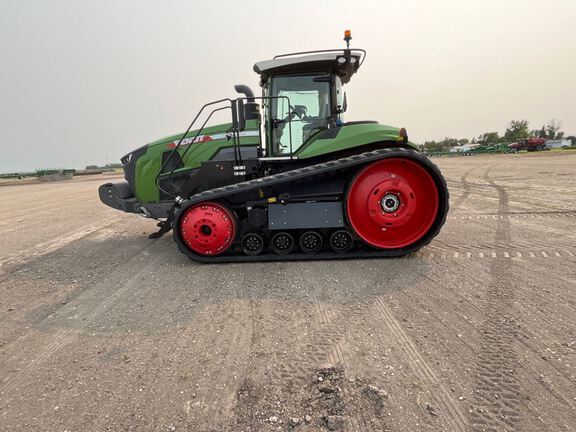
(172, 147, 449, 263)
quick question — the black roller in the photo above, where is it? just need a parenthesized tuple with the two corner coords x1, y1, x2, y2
(299, 231, 323, 254)
(271, 232, 294, 255)
(241, 233, 264, 255)
(329, 230, 352, 253)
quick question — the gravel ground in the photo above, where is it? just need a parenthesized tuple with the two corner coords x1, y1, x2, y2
(0, 152, 575, 432)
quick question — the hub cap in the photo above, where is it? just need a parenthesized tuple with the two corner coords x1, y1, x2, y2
(329, 230, 353, 253)
(271, 232, 294, 255)
(346, 158, 439, 249)
(299, 231, 323, 254)
(179, 202, 236, 256)
(381, 193, 400, 213)
(241, 233, 264, 255)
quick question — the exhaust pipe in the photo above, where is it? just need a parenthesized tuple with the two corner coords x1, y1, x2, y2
(234, 84, 255, 102)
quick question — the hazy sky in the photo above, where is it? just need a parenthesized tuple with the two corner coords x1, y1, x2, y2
(1, 0, 575, 172)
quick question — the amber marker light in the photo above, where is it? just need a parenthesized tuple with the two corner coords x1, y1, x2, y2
(344, 29, 352, 48)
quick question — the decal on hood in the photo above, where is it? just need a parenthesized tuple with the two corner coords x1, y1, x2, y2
(167, 130, 259, 148)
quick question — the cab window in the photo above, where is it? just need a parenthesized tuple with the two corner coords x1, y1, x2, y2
(268, 74, 331, 156)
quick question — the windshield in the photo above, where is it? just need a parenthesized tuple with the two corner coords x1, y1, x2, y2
(268, 74, 331, 156)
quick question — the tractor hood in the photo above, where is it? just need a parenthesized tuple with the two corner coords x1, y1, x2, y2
(296, 122, 417, 159)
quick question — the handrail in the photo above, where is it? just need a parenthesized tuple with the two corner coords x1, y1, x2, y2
(156, 95, 296, 200)
(155, 98, 231, 197)
(169, 106, 231, 174)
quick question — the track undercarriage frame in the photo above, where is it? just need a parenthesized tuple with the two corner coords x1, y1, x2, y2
(172, 147, 449, 263)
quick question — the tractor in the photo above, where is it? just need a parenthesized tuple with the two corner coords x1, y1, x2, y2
(99, 31, 449, 262)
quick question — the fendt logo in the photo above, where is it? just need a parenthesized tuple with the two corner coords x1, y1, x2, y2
(167, 135, 214, 148)
(167, 130, 260, 149)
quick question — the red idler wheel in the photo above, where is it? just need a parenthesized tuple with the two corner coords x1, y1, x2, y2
(179, 202, 236, 256)
(346, 158, 439, 249)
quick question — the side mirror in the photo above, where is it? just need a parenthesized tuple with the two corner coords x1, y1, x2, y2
(235, 99, 246, 131)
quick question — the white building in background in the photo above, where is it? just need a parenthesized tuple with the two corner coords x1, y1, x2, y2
(545, 139, 571, 149)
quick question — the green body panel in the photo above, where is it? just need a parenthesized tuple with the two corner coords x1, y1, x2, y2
(295, 123, 417, 159)
(135, 120, 259, 202)
(131, 122, 415, 203)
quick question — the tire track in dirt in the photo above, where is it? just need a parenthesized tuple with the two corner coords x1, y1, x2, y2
(304, 254, 529, 432)
(371, 297, 468, 432)
(270, 263, 373, 388)
(0, 189, 98, 221)
(449, 210, 576, 218)
(271, 260, 467, 432)
(232, 261, 385, 431)
(510, 217, 576, 241)
(0, 198, 113, 231)
(395, 257, 576, 416)
(273, 300, 370, 388)
(468, 167, 522, 431)
(412, 258, 576, 336)
(415, 240, 576, 261)
(321, 314, 377, 432)
(198, 268, 255, 422)
(358, 260, 469, 432)
(0, 238, 172, 399)
(0, 216, 119, 275)
(88, 263, 251, 431)
(451, 166, 477, 210)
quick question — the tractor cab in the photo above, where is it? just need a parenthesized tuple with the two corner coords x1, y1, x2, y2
(253, 48, 365, 158)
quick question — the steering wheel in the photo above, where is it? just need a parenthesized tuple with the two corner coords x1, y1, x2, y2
(290, 104, 308, 120)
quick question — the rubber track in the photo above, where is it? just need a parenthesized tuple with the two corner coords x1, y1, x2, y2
(172, 147, 449, 263)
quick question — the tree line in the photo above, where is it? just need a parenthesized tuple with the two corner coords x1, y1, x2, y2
(421, 119, 574, 152)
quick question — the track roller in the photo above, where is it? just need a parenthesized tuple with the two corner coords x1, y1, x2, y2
(241, 233, 264, 256)
(271, 232, 294, 255)
(329, 230, 353, 253)
(299, 231, 323, 254)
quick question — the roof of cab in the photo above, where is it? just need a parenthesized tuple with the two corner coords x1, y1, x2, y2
(253, 49, 365, 84)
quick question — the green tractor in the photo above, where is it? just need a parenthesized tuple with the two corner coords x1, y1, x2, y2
(99, 32, 449, 262)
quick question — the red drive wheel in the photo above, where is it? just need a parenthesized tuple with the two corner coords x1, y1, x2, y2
(346, 158, 439, 249)
(179, 202, 236, 256)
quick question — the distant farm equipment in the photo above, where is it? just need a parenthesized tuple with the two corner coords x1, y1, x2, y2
(424, 139, 575, 158)
(36, 168, 76, 177)
(0, 168, 77, 183)
(36, 168, 75, 182)
(426, 143, 509, 157)
(507, 138, 547, 152)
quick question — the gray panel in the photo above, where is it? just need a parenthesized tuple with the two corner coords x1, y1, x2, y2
(211, 146, 258, 161)
(268, 202, 344, 230)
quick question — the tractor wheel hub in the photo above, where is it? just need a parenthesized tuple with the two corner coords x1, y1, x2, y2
(179, 202, 235, 256)
(346, 158, 440, 249)
(381, 193, 400, 213)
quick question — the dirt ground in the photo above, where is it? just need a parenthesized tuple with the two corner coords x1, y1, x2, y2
(0, 153, 575, 432)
